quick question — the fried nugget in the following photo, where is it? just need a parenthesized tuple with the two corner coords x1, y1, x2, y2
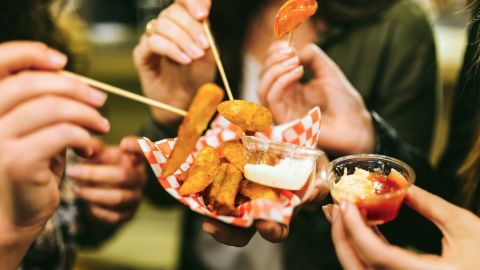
(162, 83, 224, 177)
(214, 164, 243, 215)
(220, 140, 246, 173)
(208, 163, 228, 208)
(178, 146, 220, 196)
(217, 100, 272, 132)
(240, 181, 280, 201)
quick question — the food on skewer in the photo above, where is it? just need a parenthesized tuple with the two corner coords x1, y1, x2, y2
(162, 83, 224, 177)
(274, 0, 318, 39)
(217, 100, 272, 132)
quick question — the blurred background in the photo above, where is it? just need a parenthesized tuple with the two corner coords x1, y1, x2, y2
(55, 0, 469, 269)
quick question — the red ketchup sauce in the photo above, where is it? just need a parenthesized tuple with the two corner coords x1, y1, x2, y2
(357, 170, 409, 224)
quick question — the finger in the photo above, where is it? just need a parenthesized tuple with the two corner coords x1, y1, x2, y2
(176, 0, 211, 20)
(202, 220, 256, 247)
(257, 57, 301, 105)
(147, 34, 192, 64)
(0, 41, 67, 78)
(405, 185, 479, 235)
(340, 201, 443, 270)
(18, 123, 93, 161)
(256, 220, 289, 243)
(153, 16, 205, 59)
(261, 41, 295, 75)
(0, 71, 107, 115)
(89, 204, 137, 225)
(1, 96, 110, 137)
(331, 206, 367, 270)
(120, 136, 143, 155)
(67, 164, 145, 187)
(265, 66, 304, 109)
(298, 43, 341, 79)
(161, 4, 209, 49)
(74, 185, 143, 208)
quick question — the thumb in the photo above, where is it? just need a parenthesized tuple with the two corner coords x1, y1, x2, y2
(405, 185, 475, 235)
(0, 41, 67, 79)
(120, 136, 143, 155)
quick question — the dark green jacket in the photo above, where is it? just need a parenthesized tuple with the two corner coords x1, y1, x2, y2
(141, 0, 439, 269)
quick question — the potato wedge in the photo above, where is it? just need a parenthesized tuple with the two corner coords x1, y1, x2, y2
(162, 83, 224, 177)
(217, 100, 272, 132)
(240, 180, 280, 201)
(208, 163, 228, 208)
(220, 140, 246, 173)
(179, 146, 220, 196)
(214, 164, 243, 215)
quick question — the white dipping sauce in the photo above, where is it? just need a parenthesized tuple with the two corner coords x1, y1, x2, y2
(244, 158, 314, 190)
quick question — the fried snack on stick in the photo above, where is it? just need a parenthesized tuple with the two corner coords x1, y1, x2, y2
(179, 146, 220, 196)
(240, 180, 280, 202)
(274, 0, 318, 39)
(220, 140, 246, 173)
(208, 163, 228, 207)
(214, 164, 243, 215)
(162, 83, 224, 177)
(217, 100, 272, 132)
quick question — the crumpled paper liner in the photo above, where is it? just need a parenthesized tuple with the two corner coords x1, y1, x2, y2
(138, 107, 321, 227)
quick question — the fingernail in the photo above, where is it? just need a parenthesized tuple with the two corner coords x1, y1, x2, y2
(193, 3, 207, 18)
(73, 184, 81, 194)
(202, 222, 217, 234)
(283, 57, 299, 68)
(331, 205, 340, 222)
(188, 44, 204, 58)
(279, 47, 294, 56)
(101, 117, 110, 131)
(197, 34, 209, 48)
(67, 166, 81, 177)
(89, 88, 107, 106)
(179, 53, 192, 64)
(47, 49, 67, 66)
(322, 205, 333, 222)
(293, 66, 304, 73)
(340, 200, 348, 212)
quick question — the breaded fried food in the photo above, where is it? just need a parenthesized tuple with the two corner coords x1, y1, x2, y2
(240, 180, 280, 201)
(162, 83, 224, 177)
(208, 163, 228, 207)
(214, 164, 243, 215)
(274, 0, 318, 39)
(179, 146, 220, 196)
(220, 140, 246, 173)
(217, 100, 272, 132)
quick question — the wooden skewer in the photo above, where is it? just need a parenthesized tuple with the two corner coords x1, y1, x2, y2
(61, 71, 187, 117)
(202, 21, 234, 101)
(288, 31, 294, 47)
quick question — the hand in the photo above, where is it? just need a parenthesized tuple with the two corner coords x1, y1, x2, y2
(0, 41, 109, 269)
(67, 137, 146, 225)
(330, 185, 480, 270)
(258, 41, 375, 155)
(202, 219, 289, 247)
(133, 0, 216, 124)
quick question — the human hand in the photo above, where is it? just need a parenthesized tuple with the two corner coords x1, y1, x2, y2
(133, 0, 216, 124)
(0, 41, 109, 267)
(202, 219, 289, 247)
(67, 137, 146, 225)
(258, 41, 374, 155)
(330, 185, 480, 270)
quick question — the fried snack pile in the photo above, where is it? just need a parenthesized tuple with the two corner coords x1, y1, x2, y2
(274, 0, 318, 39)
(178, 139, 279, 216)
(162, 83, 224, 177)
(217, 100, 272, 132)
